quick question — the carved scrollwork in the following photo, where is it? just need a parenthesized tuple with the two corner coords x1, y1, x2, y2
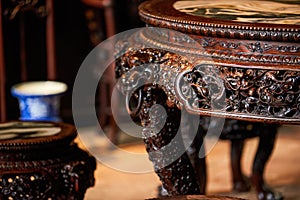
(139, 28, 300, 65)
(194, 37, 300, 55)
(116, 48, 193, 107)
(176, 64, 226, 111)
(177, 64, 300, 123)
(116, 48, 300, 124)
(220, 67, 300, 117)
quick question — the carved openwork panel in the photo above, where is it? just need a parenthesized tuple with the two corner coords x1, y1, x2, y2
(177, 64, 300, 123)
(116, 48, 193, 107)
(116, 48, 300, 124)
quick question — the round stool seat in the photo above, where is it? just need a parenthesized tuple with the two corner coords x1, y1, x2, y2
(0, 121, 96, 199)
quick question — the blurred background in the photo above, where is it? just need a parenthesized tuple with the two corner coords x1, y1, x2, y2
(0, 0, 145, 123)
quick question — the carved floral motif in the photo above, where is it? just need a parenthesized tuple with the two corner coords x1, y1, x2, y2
(116, 48, 300, 124)
(177, 64, 300, 122)
(139, 29, 300, 64)
(116, 48, 193, 106)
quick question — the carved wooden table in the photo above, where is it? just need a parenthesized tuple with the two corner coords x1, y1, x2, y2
(0, 121, 96, 200)
(115, 0, 299, 200)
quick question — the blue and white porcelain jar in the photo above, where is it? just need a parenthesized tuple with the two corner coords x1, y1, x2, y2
(11, 81, 68, 122)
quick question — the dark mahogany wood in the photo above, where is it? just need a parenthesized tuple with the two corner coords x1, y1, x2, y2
(115, 0, 299, 200)
(0, 121, 96, 199)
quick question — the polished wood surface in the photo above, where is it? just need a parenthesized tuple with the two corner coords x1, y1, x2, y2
(115, 1, 299, 200)
(0, 122, 96, 199)
(133, 0, 300, 124)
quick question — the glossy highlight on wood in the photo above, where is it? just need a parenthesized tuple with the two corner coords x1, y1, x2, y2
(0, 122, 96, 199)
(115, 1, 299, 199)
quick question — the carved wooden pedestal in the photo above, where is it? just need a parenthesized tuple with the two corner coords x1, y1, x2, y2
(115, 0, 299, 200)
(0, 122, 96, 200)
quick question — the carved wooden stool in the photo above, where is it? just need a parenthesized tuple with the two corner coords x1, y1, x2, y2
(115, 0, 300, 200)
(0, 121, 96, 199)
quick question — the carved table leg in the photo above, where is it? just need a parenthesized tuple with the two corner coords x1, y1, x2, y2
(131, 85, 202, 196)
(230, 139, 251, 192)
(184, 117, 207, 194)
(251, 125, 283, 200)
(202, 118, 281, 199)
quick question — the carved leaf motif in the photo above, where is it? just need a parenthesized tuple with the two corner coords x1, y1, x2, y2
(117, 48, 300, 123)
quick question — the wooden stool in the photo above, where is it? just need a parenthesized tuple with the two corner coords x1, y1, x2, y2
(0, 121, 96, 199)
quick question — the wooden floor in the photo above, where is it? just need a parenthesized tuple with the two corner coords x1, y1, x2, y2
(79, 125, 300, 200)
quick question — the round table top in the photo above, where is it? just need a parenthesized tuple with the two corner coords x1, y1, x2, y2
(174, 0, 300, 25)
(139, 0, 300, 42)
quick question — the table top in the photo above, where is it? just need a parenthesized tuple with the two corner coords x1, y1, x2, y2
(138, 0, 300, 69)
(174, 0, 300, 25)
(139, 0, 300, 42)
